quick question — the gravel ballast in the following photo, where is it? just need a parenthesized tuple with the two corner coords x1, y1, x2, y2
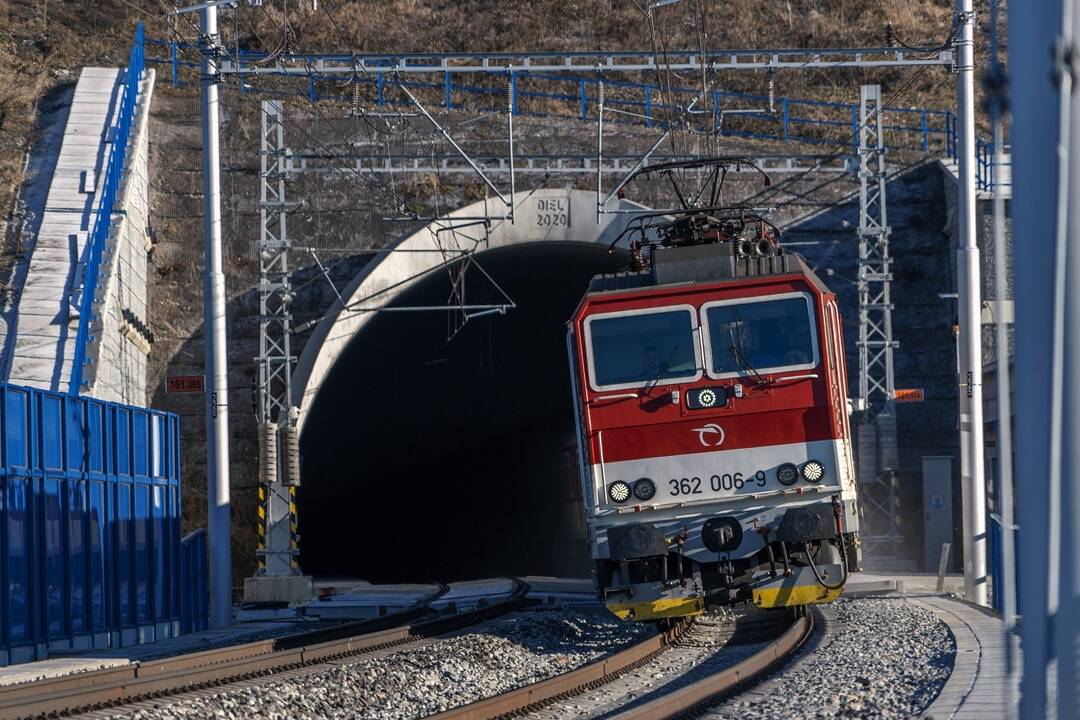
(112, 607, 651, 720)
(701, 598, 956, 719)
(528, 609, 769, 719)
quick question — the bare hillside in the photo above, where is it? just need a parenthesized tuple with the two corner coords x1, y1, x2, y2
(0, 0, 998, 225)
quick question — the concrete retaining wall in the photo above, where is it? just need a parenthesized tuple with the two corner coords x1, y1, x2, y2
(87, 70, 156, 405)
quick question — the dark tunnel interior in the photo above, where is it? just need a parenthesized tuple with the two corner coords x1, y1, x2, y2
(300, 242, 628, 583)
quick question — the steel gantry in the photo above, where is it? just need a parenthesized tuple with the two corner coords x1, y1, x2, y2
(855, 84, 902, 559)
(284, 153, 858, 177)
(219, 47, 955, 77)
(257, 99, 301, 579)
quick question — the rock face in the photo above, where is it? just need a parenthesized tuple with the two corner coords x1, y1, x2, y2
(144, 84, 969, 580)
(788, 162, 964, 570)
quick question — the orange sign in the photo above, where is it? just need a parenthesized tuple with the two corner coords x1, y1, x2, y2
(894, 388, 925, 403)
(166, 375, 205, 394)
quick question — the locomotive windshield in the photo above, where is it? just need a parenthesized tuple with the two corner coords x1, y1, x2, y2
(586, 308, 699, 389)
(704, 295, 816, 376)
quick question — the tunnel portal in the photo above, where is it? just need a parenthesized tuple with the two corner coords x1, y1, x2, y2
(300, 242, 627, 582)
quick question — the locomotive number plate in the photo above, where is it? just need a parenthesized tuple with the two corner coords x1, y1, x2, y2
(667, 471, 768, 497)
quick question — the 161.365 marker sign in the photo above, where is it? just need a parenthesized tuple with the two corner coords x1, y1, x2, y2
(894, 388, 925, 403)
(166, 375, 205, 394)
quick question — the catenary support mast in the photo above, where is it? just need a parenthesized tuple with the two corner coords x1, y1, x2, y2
(257, 100, 302, 578)
(955, 0, 987, 607)
(855, 84, 901, 560)
(200, 4, 233, 628)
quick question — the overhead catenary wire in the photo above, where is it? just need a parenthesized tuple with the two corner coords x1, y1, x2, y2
(163, 0, 958, 309)
(166, 4, 519, 330)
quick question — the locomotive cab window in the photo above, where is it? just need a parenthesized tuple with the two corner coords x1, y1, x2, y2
(585, 306, 701, 391)
(701, 293, 818, 378)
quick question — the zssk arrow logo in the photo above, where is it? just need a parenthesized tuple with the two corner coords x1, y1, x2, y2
(693, 423, 725, 447)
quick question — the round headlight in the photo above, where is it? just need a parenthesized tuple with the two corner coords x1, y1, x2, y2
(608, 481, 631, 503)
(633, 478, 656, 501)
(698, 389, 717, 407)
(801, 460, 826, 483)
(776, 462, 799, 486)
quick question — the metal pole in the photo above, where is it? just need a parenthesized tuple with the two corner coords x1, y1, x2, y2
(200, 4, 233, 629)
(1009, 0, 1062, 714)
(986, 0, 1016, 708)
(955, 0, 987, 607)
(596, 78, 604, 223)
(1062, 1, 1080, 713)
(507, 72, 515, 224)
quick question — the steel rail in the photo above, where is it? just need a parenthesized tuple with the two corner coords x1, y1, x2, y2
(425, 609, 809, 720)
(608, 611, 813, 720)
(0, 580, 530, 720)
(425, 617, 693, 720)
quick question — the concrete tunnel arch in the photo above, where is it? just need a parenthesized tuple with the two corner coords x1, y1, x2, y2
(291, 189, 646, 582)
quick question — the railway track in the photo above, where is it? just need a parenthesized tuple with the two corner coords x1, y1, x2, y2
(429, 607, 811, 720)
(0, 580, 529, 720)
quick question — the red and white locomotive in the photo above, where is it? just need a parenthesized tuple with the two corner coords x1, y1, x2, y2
(566, 207, 861, 621)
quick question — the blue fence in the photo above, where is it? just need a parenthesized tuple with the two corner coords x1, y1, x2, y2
(0, 383, 189, 666)
(69, 23, 145, 395)
(179, 529, 208, 635)
(148, 38, 953, 157)
(977, 138, 1012, 193)
(990, 514, 1020, 615)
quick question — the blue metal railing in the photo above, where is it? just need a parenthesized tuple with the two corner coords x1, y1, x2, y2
(146, 37, 953, 156)
(69, 22, 145, 394)
(147, 36, 1008, 192)
(180, 529, 209, 634)
(976, 138, 1012, 193)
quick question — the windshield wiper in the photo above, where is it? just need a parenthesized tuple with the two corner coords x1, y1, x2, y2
(642, 343, 680, 396)
(728, 343, 767, 386)
(727, 309, 768, 386)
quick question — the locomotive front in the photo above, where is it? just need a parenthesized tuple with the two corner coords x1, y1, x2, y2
(567, 224, 860, 622)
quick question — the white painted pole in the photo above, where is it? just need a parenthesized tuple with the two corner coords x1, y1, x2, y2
(955, 0, 987, 607)
(200, 4, 233, 629)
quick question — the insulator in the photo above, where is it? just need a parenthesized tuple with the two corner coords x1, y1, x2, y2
(598, 79, 605, 106)
(351, 81, 360, 114)
(767, 70, 776, 114)
(506, 78, 514, 109)
(284, 424, 302, 487)
(258, 422, 279, 486)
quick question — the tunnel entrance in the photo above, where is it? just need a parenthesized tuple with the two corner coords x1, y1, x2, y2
(300, 242, 627, 582)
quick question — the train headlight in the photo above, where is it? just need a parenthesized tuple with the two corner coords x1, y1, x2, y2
(608, 481, 632, 503)
(633, 478, 656, 501)
(776, 462, 799, 486)
(801, 460, 826, 483)
(687, 386, 728, 410)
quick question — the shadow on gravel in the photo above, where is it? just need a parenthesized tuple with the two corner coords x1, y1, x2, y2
(476, 607, 654, 659)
